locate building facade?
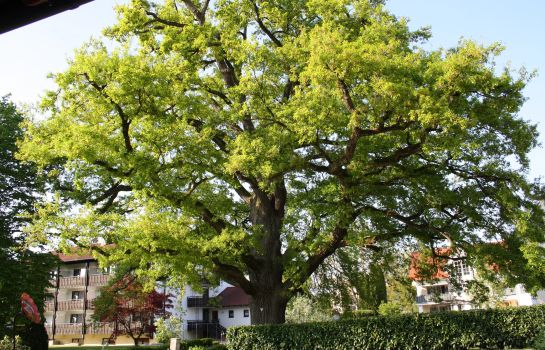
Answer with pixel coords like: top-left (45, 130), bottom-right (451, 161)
top-left (176, 281), bottom-right (252, 341)
top-left (410, 253), bottom-right (545, 313)
top-left (44, 252), bottom-right (141, 345)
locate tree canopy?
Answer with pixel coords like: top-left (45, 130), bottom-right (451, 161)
top-left (19, 0), bottom-right (545, 324)
top-left (0, 96), bottom-right (56, 335)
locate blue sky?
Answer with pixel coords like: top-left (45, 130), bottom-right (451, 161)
top-left (0, 0), bottom-right (543, 178)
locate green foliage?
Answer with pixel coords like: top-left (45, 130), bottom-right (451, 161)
top-left (533, 327), bottom-right (545, 350)
top-left (179, 338), bottom-right (214, 350)
top-left (49, 346), bottom-right (167, 350)
top-left (465, 280), bottom-right (491, 308)
top-left (228, 305), bottom-right (545, 350)
top-left (285, 295), bottom-right (331, 323)
top-left (0, 336), bottom-right (29, 350)
top-left (341, 309), bottom-right (375, 318)
top-left (0, 96), bottom-right (57, 335)
top-left (18, 0), bottom-right (545, 323)
top-left (154, 316), bottom-right (183, 344)
top-left (377, 302), bottom-right (403, 316)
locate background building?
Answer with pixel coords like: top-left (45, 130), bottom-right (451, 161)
top-left (410, 251), bottom-right (545, 313)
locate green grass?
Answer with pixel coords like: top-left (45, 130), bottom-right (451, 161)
top-left (50, 345), bottom-right (168, 350)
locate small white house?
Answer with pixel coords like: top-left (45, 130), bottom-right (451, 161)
top-left (173, 281), bottom-right (251, 340)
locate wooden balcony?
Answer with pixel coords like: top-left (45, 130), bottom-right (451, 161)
top-left (45, 323), bottom-right (115, 337)
top-left (89, 274), bottom-right (110, 286)
top-left (48, 323), bottom-right (83, 335)
top-left (57, 299), bottom-right (85, 311)
top-left (45, 301), bottom-right (54, 312)
top-left (58, 276), bottom-right (85, 288)
top-left (87, 322), bottom-right (115, 335)
top-left (44, 299), bottom-right (96, 312)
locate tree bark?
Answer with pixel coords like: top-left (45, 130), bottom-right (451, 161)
top-left (250, 288), bottom-right (289, 324)
top-left (245, 185), bottom-right (289, 324)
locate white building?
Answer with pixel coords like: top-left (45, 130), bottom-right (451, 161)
top-left (410, 252), bottom-right (545, 313)
top-left (174, 281), bottom-right (252, 341)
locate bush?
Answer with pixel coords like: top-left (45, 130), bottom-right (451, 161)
top-left (534, 328), bottom-right (545, 350)
top-left (227, 304), bottom-right (545, 350)
top-left (377, 302), bottom-right (403, 316)
top-left (0, 336), bottom-right (29, 350)
top-left (179, 338), bottom-right (214, 350)
top-left (341, 309), bottom-right (376, 319)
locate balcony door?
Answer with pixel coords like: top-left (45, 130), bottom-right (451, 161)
top-left (212, 310), bottom-right (218, 323)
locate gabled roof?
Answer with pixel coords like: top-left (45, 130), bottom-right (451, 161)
top-left (217, 287), bottom-right (251, 307)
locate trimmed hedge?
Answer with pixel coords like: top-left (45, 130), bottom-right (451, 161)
top-left (227, 305), bottom-right (545, 350)
top-left (180, 338), bottom-right (215, 350)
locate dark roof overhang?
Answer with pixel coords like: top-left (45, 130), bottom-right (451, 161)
top-left (0, 0), bottom-right (95, 34)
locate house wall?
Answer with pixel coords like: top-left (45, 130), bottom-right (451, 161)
top-left (218, 307), bottom-right (251, 328)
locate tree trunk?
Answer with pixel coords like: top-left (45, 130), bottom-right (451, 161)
top-left (250, 288), bottom-right (289, 325)
top-left (246, 187), bottom-right (289, 324)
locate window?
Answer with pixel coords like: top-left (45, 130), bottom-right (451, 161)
top-left (70, 314), bottom-right (83, 324)
top-left (72, 291), bottom-right (84, 300)
top-left (45, 294), bottom-right (55, 302)
top-left (453, 260), bottom-right (471, 277)
top-left (243, 309), bottom-right (249, 318)
top-left (228, 310), bottom-right (234, 318)
top-left (73, 268), bottom-right (82, 277)
top-left (427, 285), bottom-right (448, 295)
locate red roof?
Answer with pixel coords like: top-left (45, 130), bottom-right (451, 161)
top-left (217, 287), bottom-right (251, 307)
top-left (53, 244), bottom-right (114, 262)
top-left (408, 248), bottom-right (451, 281)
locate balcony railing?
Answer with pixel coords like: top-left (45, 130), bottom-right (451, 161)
top-left (45, 323), bottom-right (116, 337)
top-left (44, 299), bottom-right (96, 312)
top-left (89, 274), bottom-right (110, 286)
top-left (58, 276), bottom-right (86, 288)
top-left (416, 293), bottom-right (454, 304)
top-left (47, 323), bottom-right (83, 336)
top-left (58, 299), bottom-right (85, 311)
top-left (187, 296), bottom-right (216, 308)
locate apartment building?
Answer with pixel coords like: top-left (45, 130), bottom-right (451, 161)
top-left (410, 251), bottom-right (545, 313)
top-left (44, 251), bottom-right (140, 345)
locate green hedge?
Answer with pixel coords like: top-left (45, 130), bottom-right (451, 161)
top-left (227, 305), bottom-right (545, 350)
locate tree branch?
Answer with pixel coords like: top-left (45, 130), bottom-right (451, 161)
top-left (251, 1), bottom-right (283, 47)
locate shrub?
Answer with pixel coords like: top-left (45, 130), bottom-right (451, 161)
top-left (179, 338), bottom-right (215, 350)
top-left (227, 304), bottom-right (545, 350)
top-left (0, 336), bottom-right (29, 350)
top-left (378, 302), bottom-right (403, 316)
top-left (534, 328), bottom-right (545, 350)
top-left (155, 316), bottom-right (183, 344)
top-left (341, 309), bottom-right (376, 319)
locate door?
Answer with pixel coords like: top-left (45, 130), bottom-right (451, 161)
top-left (202, 308), bottom-right (209, 322)
top-left (212, 310), bottom-right (218, 323)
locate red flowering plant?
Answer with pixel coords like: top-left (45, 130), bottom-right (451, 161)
top-left (92, 273), bottom-right (172, 346)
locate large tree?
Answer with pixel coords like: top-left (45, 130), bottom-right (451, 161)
top-left (19, 0), bottom-right (545, 324)
top-left (0, 96), bottom-right (56, 335)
